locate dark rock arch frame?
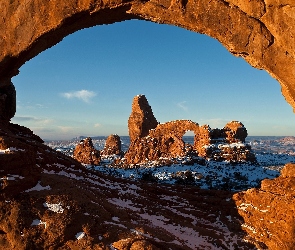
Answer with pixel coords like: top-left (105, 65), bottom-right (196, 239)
top-left (0, 0), bottom-right (294, 121)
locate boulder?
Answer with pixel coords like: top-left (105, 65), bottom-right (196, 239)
top-left (102, 134), bottom-right (123, 156)
top-left (194, 122), bottom-right (255, 163)
top-left (224, 121), bottom-right (247, 143)
top-left (73, 137), bottom-right (101, 165)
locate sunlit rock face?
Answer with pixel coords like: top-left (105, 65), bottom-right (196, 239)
top-left (128, 95), bottom-right (158, 143)
top-left (195, 121), bottom-right (256, 163)
top-left (101, 134), bottom-right (123, 156)
top-left (0, 123), bottom-right (256, 250)
top-left (125, 119), bottom-right (200, 164)
top-left (234, 163), bottom-right (295, 249)
top-left (125, 95), bottom-right (255, 164)
top-left (73, 137), bottom-right (101, 165)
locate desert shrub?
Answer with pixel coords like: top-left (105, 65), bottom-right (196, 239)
top-left (233, 171), bottom-right (249, 182)
top-left (174, 170), bottom-right (195, 185)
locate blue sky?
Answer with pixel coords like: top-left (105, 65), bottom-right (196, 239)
top-left (11, 20), bottom-right (295, 140)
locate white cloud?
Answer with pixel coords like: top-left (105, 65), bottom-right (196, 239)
top-left (177, 101), bottom-right (188, 112)
top-left (61, 90), bottom-right (96, 103)
top-left (57, 126), bottom-right (75, 133)
top-left (94, 123), bottom-right (101, 128)
top-left (12, 116), bottom-right (53, 125)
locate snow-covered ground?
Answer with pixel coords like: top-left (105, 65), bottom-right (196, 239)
top-left (45, 136), bottom-right (295, 191)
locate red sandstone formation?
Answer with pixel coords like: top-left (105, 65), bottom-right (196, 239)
top-left (234, 163), bottom-right (295, 249)
top-left (125, 96), bottom-right (255, 164)
top-left (1, 1), bottom-right (295, 247)
top-left (128, 95), bottom-right (158, 143)
top-left (101, 134), bottom-right (123, 156)
top-left (195, 121), bottom-right (255, 162)
top-left (224, 121), bottom-right (247, 143)
top-left (0, 123), bottom-right (82, 198)
top-left (73, 137), bottom-right (101, 165)
top-left (124, 120), bottom-right (200, 164)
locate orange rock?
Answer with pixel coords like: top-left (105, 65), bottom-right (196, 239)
top-left (73, 137), bottom-right (101, 165)
top-left (128, 95), bottom-right (158, 143)
top-left (125, 96), bottom-right (255, 165)
top-left (0, 122), bottom-right (256, 249)
top-left (1, 0), bottom-right (295, 113)
top-left (234, 163), bottom-right (295, 249)
top-left (102, 134), bottom-right (123, 156)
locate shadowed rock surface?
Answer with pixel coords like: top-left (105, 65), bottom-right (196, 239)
top-left (0, 122), bottom-right (256, 249)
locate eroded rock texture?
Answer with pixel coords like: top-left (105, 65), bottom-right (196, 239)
top-left (128, 95), bottom-right (158, 143)
top-left (195, 121), bottom-right (256, 162)
top-left (234, 163), bottom-right (295, 249)
top-left (125, 119), bottom-right (200, 164)
top-left (101, 134), bottom-right (123, 156)
top-left (73, 137), bottom-right (101, 165)
top-left (1, 0), bottom-right (295, 112)
top-left (125, 96), bottom-right (255, 164)
top-left (0, 122), bottom-right (81, 197)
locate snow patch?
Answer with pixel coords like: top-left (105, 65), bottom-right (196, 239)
top-left (0, 147), bottom-right (25, 154)
top-left (76, 232), bottom-right (85, 240)
top-left (43, 202), bottom-right (64, 213)
top-left (25, 181), bottom-right (51, 192)
top-left (31, 219), bottom-right (47, 228)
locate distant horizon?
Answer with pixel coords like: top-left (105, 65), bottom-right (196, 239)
top-left (41, 133), bottom-right (294, 141)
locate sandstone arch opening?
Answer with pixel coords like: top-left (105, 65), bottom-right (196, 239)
top-left (1, 0), bottom-right (295, 125)
top-left (10, 20), bottom-right (295, 140)
top-left (1, 3), bottom-right (295, 249)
